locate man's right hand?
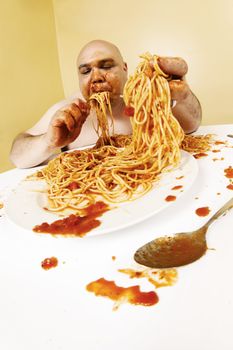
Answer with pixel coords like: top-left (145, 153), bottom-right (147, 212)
top-left (45, 98), bottom-right (90, 149)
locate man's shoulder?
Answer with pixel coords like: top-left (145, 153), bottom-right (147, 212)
top-left (67, 91), bottom-right (84, 102)
top-left (42, 91), bottom-right (85, 118)
top-left (26, 92), bottom-right (84, 135)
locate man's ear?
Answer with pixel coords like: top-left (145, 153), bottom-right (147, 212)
top-left (123, 62), bottom-right (128, 72)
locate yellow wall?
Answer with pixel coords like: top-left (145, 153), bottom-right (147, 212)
top-left (0, 0), bottom-right (64, 173)
top-left (53, 0), bottom-right (233, 125)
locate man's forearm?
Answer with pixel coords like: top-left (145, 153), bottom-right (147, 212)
top-left (10, 133), bottom-right (59, 168)
top-left (172, 92), bottom-right (202, 134)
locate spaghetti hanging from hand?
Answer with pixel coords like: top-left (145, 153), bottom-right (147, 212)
top-left (31, 53), bottom-right (184, 213)
top-left (89, 91), bottom-right (114, 147)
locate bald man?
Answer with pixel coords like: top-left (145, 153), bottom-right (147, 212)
top-left (10, 40), bottom-right (202, 168)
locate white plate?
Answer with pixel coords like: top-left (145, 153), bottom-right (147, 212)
top-left (5, 150), bottom-right (198, 236)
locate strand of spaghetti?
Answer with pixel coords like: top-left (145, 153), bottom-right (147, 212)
top-left (89, 92), bottom-right (114, 146)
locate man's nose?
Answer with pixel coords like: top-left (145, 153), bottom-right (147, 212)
top-left (91, 68), bottom-right (105, 83)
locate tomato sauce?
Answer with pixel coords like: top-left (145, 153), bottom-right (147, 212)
top-left (41, 257), bottom-right (58, 270)
top-left (86, 278), bottom-right (158, 308)
top-left (33, 201), bottom-right (109, 237)
top-left (224, 166), bottom-right (233, 179)
top-left (124, 106), bottom-right (135, 117)
top-left (171, 185), bottom-right (183, 190)
top-left (118, 268), bottom-right (178, 288)
top-left (215, 141), bottom-right (225, 145)
top-left (227, 184), bottom-right (233, 190)
top-left (195, 207), bottom-right (210, 217)
top-left (193, 152), bottom-right (208, 159)
top-left (66, 181), bottom-right (80, 190)
top-left (165, 195), bottom-right (176, 202)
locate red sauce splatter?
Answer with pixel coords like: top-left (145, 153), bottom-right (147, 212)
top-left (171, 185), bottom-right (183, 190)
top-left (224, 166), bottom-right (233, 179)
top-left (212, 149), bottom-right (220, 153)
top-left (165, 195), bottom-right (176, 202)
top-left (193, 153), bottom-right (208, 159)
top-left (66, 181), bottom-right (79, 190)
top-left (124, 106), bottom-right (134, 117)
top-left (213, 157), bottom-right (225, 162)
top-left (33, 201), bottom-right (109, 237)
top-left (118, 268), bottom-right (178, 288)
top-left (41, 257), bottom-right (58, 270)
top-left (227, 184), bottom-right (233, 190)
top-left (86, 278), bottom-right (158, 307)
top-left (215, 141), bottom-right (225, 145)
top-left (195, 207), bottom-right (210, 217)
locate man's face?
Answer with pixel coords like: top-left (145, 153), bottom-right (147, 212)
top-left (77, 43), bottom-right (128, 103)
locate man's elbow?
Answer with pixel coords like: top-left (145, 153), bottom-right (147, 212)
top-left (184, 113), bottom-right (202, 134)
top-left (9, 151), bottom-right (27, 169)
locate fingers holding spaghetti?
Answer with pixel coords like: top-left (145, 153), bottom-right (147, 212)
top-left (52, 111), bottom-right (76, 131)
top-left (46, 101), bottom-right (90, 148)
top-left (169, 80), bottom-right (190, 101)
top-left (157, 57), bottom-right (188, 78)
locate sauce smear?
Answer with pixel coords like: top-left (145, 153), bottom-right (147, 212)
top-left (227, 184), bottom-right (233, 190)
top-left (86, 278), bottom-right (158, 309)
top-left (41, 257), bottom-right (58, 270)
top-left (193, 152), bottom-right (208, 159)
top-left (119, 268), bottom-right (178, 288)
top-left (224, 166), bottom-right (233, 179)
top-left (171, 185), bottom-right (183, 190)
top-left (195, 207), bottom-right (210, 217)
top-left (215, 141), bottom-right (225, 145)
top-left (165, 195), bottom-right (176, 202)
top-left (33, 201), bottom-right (109, 236)
top-left (124, 106), bottom-right (135, 117)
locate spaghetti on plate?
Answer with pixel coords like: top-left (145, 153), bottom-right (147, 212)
top-left (31, 53), bottom-right (185, 213)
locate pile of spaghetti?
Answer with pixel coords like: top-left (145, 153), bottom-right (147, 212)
top-left (33, 53), bottom-right (185, 213)
top-left (181, 134), bottom-right (213, 153)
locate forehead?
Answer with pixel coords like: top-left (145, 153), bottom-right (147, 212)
top-left (77, 44), bottom-right (122, 66)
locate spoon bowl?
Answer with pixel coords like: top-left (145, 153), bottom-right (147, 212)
top-left (134, 197), bottom-right (233, 268)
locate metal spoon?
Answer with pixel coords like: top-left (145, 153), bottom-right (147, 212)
top-left (134, 197), bottom-right (233, 268)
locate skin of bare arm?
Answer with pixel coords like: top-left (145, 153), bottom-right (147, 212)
top-left (10, 99), bottom-right (90, 168)
top-left (157, 56), bottom-right (202, 133)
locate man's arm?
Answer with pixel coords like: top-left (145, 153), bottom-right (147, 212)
top-left (10, 132), bottom-right (60, 168)
top-left (157, 57), bottom-right (202, 133)
top-left (10, 99), bottom-right (90, 168)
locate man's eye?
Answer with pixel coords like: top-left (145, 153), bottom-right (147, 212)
top-left (102, 65), bottom-right (114, 70)
top-left (80, 68), bottom-right (91, 75)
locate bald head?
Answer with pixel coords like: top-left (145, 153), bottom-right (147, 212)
top-left (77, 40), bottom-right (128, 102)
top-left (77, 40), bottom-right (125, 67)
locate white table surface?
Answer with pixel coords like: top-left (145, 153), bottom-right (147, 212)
top-left (0, 124), bottom-right (233, 350)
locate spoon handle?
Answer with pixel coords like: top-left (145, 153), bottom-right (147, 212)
top-left (204, 197), bottom-right (233, 228)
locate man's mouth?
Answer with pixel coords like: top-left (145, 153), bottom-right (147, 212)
top-left (90, 82), bottom-right (112, 94)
